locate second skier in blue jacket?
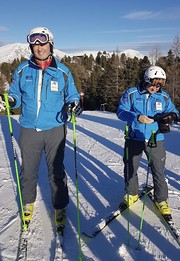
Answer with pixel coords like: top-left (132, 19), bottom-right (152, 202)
top-left (117, 65), bottom-right (179, 215)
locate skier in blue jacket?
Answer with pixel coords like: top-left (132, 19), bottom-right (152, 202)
top-left (0, 27), bottom-right (82, 232)
top-left (117, 65), bottom-right (179, 215)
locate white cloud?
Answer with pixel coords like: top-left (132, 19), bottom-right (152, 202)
top-left (0, 26), bottom-right (8, 32)
top-left (122, 11), bottom-right (160, 20)
top-left (122, 8), bottom-right (180, 21)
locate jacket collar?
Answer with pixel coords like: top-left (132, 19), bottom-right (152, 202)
top-left (29, 55), bottom-right (59, 76)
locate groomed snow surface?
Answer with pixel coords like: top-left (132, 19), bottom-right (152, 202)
top-left (0, 111), bottom-right (179, 261)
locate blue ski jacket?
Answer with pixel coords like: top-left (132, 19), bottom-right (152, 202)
top-left (9, 55), bottom-right (80, 130)
top-left (116, 84), bottom-right (179, 142)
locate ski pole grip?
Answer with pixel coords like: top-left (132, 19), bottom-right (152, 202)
top-left (4, 93), bottom-right (13, 134)
top-left (3, 93), bottom-right (10, 109)
top-left (148, 130), bottom-right (157, 148)
top-left (125, 125), bottom-right (129, 140)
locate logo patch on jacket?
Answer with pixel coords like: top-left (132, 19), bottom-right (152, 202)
top-left (25, 76), bottom-right (33, 81)
top-left (51, 81), bottom-right (58, 91)
top-left (156, 102), bottom-right (162, 110)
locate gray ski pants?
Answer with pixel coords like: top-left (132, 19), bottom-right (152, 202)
top-left (19, 125), bottom-right (69, 209)
top-left (123, 139), bottom-right (168, 202)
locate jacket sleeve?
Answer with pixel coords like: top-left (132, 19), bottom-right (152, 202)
top-left (166, 95), bottom-right (179, 114)
top-left (65, 71), bottom-right (80, 105)
top-left (8, 68), bottom-right (22, 109)
top-left (162, 93), bottom-right (179, 118)
top-left (116, 90), bottom-right (139, 122)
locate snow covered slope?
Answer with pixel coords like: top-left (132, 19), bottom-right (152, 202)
top-left (0, 111), bottom-right (179, 260)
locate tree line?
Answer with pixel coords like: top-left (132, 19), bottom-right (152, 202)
top-left (0, 41), bottom-right (180, 115)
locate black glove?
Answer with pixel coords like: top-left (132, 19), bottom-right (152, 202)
top-left (68, 100), bottom-right (82, 116)
top-left (154, 112), bottom-right (177, 124)
top-left (158, 123), bottom-right (170, 133)
top-left (154, 112), bottom-right (178, 133)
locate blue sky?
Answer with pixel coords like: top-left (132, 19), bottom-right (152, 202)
top-left (0, 0), bottom-right (180, 55)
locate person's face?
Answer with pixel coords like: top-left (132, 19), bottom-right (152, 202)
top-left (146, 84), bottom-right (161, 94)
top-left (32, 42), bottom-right (51, 60)
top-left (146, 78), bottom-right (165, 94)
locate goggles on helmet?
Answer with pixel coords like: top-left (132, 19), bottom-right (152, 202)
top-left (27, 33), bottom-right (49, 44)
top-left (152, 78), bottom-right (166, 87)
top-left (145, 78), bottom-right (166, 88)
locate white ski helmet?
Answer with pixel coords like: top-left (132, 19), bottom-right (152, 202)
top-left (27, 27), bottom-right (54, 45)
top-left (144, 66), bottom-right (166, 84)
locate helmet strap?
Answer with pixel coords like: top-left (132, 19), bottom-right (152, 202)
top-left (50, 44), bottom-right (53, 54)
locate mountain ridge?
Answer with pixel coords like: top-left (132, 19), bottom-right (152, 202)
top-left (0, 43), bottom-right (145, 63)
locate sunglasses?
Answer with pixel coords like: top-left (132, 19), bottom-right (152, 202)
top-left (27, 33), bottom-right (49, 44)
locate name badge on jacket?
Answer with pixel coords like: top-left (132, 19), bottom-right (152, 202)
top-left (156, 102), bottom-right (162, 111)
top-left (51, 81), bottom-right (58, 91)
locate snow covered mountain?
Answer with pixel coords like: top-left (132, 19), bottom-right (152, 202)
top-left (0, 43), bottom-right (66, 63)
top-left (0, 43), bottom-right (145, 63)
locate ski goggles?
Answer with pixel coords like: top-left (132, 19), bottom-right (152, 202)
top-left (145, 78), bottom-right (166, 88)
top-left (27, 33), bottom-right (49, 44)
top-left (152, 78), bottom-right (166, 87)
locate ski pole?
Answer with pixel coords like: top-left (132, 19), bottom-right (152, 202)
top-left (4, 93), bottom-right (28, 231)
top-left (136, 130), bottom-right (156, 250)
top-left (124, 125), bottom-right (131, 247)
top-left (71, 111), bottom-right (83, 261)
